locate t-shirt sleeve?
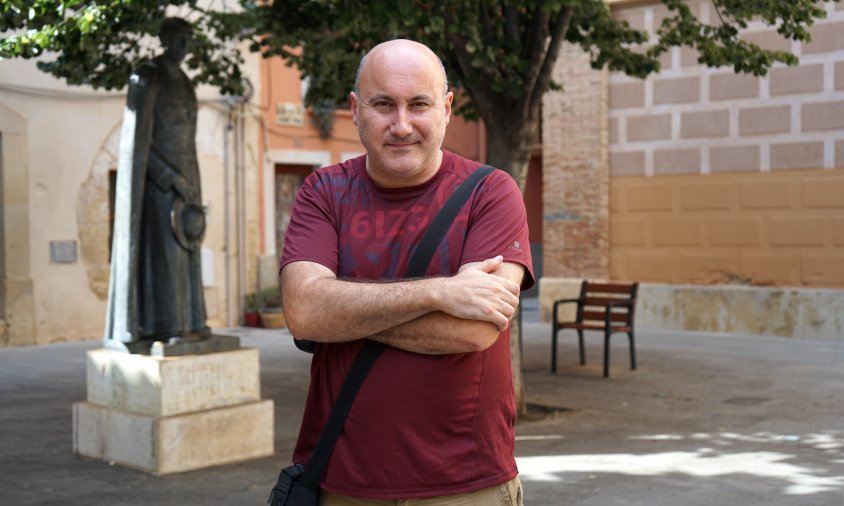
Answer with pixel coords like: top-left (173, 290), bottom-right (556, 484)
top-left (461, 170), bottom-right (535, 290)
top-left (279, 172), bottom-right (340, 275)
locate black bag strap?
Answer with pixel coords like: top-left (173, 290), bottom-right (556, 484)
top-left (404, 164), bottom-right (494, 277)
top-left (292, 164), bottom-right (495, 491)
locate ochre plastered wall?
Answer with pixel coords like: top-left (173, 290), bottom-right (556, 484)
top-left (610, 169), bottom-right (844, 288)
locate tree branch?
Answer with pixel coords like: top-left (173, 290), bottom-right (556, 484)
top-left (504, 3), bottom-right (519, 48)
top-left (528, 5), bottom-right (573, 120)
top-left (442, 10), bottom-right (501, 108)
top-left (479, 2), bottom-right (496, 42)
top-left (520, 3), bottom-right (552, 103)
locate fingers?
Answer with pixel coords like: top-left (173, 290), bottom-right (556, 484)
top-left (487, 294), bottom-right (520, 331)
top-left (490, 305), bottom-right (513, 332)
top-left (437, 268), bottom-right (520, 329)
top-left (464, 257), bottom-right (520, 297)
top-left (491, 312), bottom-right (509, 332)
top-left (475, 255), bottom-right (504, 274)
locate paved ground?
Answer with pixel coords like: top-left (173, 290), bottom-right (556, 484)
top-left (2, 299), bottom-right (844, 505)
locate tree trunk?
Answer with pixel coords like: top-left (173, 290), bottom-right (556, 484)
top-left (469, 3), bottom-right (573, 418)
top-left (483, 112), bottom-right (539, 417)
top-left (485, 112), bottom-right (537, 192)
top-left (509, 305), bottom-right (526, 416)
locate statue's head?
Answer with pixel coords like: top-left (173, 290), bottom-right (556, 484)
top-left (159, 17), bottom-right (193, 64)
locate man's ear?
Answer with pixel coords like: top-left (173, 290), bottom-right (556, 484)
top-left (443, 91), bottom-right (454, 126)
top-left (350, 91), bottom-right (358, 126)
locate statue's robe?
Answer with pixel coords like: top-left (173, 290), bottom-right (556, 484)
top-left (104, 56), bottom-right (208, 350)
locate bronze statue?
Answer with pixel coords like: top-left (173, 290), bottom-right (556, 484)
top-left (104, 18), bottom-right (213, 354)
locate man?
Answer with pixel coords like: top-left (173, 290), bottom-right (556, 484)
top-left (280, 39), bottom-right (534, 505)
top-left (105, 17), bottom-right (209, 349)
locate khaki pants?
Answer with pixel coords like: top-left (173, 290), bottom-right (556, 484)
top-left (320, 476), bottom-right (523, 506)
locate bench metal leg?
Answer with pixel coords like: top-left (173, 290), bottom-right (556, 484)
top-left (577, 329), bottom-right (586, 365)
top-left (603, 329), bottom-right (611, 378)
top-left (628, 331), bottom-right (637, 370)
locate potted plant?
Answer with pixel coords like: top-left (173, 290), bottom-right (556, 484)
top-left (259, 284), bottom-right (286, 328)
top-left (243, 292), bottom-right (261, 327)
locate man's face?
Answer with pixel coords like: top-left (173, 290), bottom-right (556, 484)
top-left (350, 42), bottom-right (453, 188)
top-left (162, 30), bottom-right (192, 64)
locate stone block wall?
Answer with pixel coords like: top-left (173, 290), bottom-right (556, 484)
top-left (610, 2), bottom-right (844, 178)
top-left (605, 0), bottom-right (844, 289)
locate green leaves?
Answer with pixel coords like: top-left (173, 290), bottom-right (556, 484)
top-left (649, 0), bottom-right (823, 76)
top-left (1, 0), bottom-right (247, 95)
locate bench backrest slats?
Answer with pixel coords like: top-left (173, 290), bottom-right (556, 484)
top-left (584, 282), bottom-right (636, 294)
top-left (582, 296), bottom-right (629, 307)
top-left (581, 310), bottom-right (631, 323)
top-left (573, 281), bottom-right (639, 325)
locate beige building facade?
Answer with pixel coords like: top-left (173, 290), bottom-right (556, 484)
top-left (542, 0), bottom-right (844, 338)
top-left (0, 51), bottom-right (263, 346)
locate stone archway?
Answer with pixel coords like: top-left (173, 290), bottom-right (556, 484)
top-left (77, 121), bottom-right (122, 300)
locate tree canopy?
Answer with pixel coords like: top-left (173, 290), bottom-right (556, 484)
top-left (2, 0), bottom-right (839, 181)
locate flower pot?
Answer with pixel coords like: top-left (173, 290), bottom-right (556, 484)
top-left (260, 309), bottom-right (287, 328)
top-left (243, 311), bottom-right (261, 327)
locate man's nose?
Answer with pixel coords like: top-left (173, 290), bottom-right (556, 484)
top-left (390, 107), bottom-right (413, 137)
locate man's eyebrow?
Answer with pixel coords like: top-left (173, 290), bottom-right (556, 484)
top-left (408, 94), bottom-right (435, 102)
top-left (364, 93), bottom-right (395, 103)
top-left (364, 93), bottom-right (435, 103)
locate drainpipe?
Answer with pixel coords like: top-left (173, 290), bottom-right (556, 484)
top-left (236, 102), bottom-right (247, 325)
top-left (223, 106), bottom-right (232, 326)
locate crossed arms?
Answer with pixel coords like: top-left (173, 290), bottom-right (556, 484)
top-left (280, 256), bottom-right (525, 354)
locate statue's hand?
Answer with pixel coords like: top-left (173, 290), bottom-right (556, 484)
top-left (173, 175), bottom-right (197, 202)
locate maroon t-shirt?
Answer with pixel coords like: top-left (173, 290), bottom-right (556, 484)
top-left (280, 150), bottom-right (534, 499)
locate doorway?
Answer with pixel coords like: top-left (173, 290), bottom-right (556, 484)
top-left (274, 163), bottom-right (315, 258)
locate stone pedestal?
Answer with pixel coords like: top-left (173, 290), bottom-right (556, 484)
top-left (73, 348), bottom-right (274, 474)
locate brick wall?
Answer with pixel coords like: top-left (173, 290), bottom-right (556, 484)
top-left (542, 42), bottom-right (609, 279)
top-left (606, 0), bottom-right (844, 289)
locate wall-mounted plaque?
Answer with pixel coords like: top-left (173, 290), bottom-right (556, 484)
top-left (50, 240), bottom-right (78, 264)
top-left (276, 102), bottom-right (305, 126)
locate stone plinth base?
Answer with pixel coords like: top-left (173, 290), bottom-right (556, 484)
top-left (73, 399), bottom-right (274, 474)
top-left (73, 348), bottom-right (274, 474)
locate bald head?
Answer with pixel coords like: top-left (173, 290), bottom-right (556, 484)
top-left (354, 39), bottom-right (449, 97)
top-left (348, 38), bottom-right (454, 188)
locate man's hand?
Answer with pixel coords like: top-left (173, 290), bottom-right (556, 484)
top-left (435, 256), bottom-right (520, 331)
top-left (371, 257), bottom-right (525, 354)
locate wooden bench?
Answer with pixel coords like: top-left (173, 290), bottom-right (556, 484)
top-left (551, 281), bottom-right (638, 378)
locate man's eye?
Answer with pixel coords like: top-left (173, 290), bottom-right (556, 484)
top-left (373, 101), bottom-right (392, 109)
